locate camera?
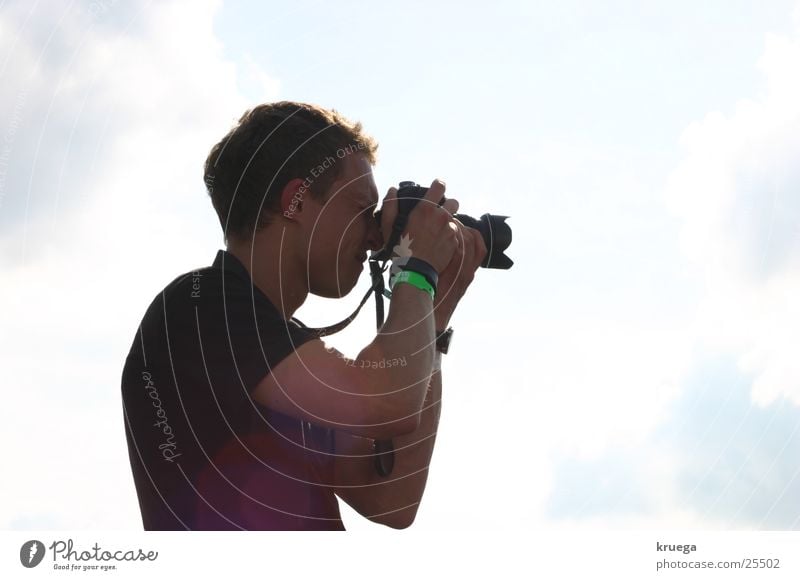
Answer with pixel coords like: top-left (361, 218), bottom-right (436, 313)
top-left (373, 181), bottom-right (513, 269)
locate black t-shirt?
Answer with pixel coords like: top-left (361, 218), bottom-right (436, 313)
top-left (120, 249), bottom-right (345, 530)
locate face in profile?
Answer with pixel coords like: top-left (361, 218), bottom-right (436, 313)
top-left (304, 152), bottom-right (382, 298)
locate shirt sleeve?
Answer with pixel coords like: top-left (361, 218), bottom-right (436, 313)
top-left (161, 271), bottom-right (318, 422)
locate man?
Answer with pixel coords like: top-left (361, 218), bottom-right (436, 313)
top-left (120, 101), bottom-right (486, 530)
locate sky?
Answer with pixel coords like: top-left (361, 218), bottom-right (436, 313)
top-left (1, 0), bottom-right (799, 533)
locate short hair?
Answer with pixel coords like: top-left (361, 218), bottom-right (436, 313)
top-left (203, 101), bottom-right (378, 244)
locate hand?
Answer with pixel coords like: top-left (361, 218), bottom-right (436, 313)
top-left (378, 180), bottom-right (458, 275)
top-left (433, 213), bottom-right (487, 331)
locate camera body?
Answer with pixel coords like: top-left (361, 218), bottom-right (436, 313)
top-left (374, 181), bottom-right (513, 270)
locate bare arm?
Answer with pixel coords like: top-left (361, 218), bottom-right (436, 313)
top-left (354, 280), bottom-right (436, 429)
top-left (331, 210), bottom-right (487, 527)
top-left (252, 183), bottom-right (456, 440)
top-left (333, 353), bottom-right (442, 529)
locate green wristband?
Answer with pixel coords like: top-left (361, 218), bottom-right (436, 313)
top-left (389, 270), bottom-right (435, 299)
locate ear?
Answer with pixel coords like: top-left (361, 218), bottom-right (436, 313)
top-left (279, 178), bottom-right (306, 220)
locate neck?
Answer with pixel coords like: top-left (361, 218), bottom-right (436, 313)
top-left (227, 228), bottom-right (308, 321)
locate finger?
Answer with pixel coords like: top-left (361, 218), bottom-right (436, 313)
top-left (472, 229), bottom-right (487, 267)
top-left (448, 220), bottom-right (460, 242)
top-left (422, 179), bottom-right (446, 208)
top-left (458, 227), bottom-right (472, 263)
top-left (441, 198), bottom-right (459, 215)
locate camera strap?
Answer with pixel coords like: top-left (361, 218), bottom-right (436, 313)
top-left (289, 255), bottom-right (391, 338)
top-left (290, 196), bottom-right (416, 337)
top-left (289, 255), bottom-right (396, 477)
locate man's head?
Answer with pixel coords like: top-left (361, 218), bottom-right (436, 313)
top-left (203, 101), bottom-right (383, 298)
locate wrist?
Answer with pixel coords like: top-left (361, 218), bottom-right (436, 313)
top-left (399, 257), bottom-right (439, 293)
top-left (389, 270), bottom-right (435, 299)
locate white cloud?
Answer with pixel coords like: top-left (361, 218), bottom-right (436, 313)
top-left (0, 0), bottom-right (280, 528)
top-left (514, 4), bottom-right (800, 531)
top-left (665, 14), bottom-right (800, 408)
